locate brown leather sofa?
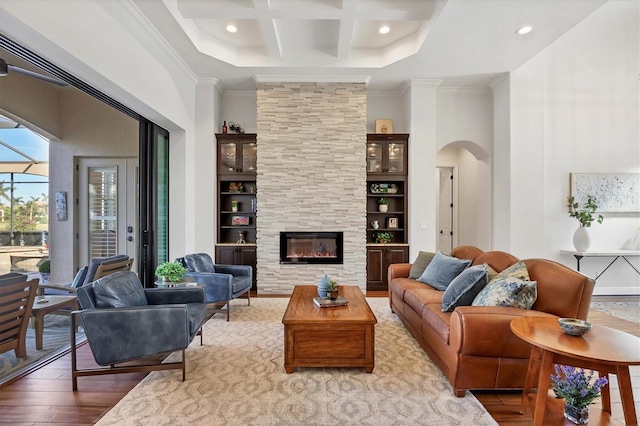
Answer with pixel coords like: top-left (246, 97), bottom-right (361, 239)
top-left (388, 245), bottom-right (595, 397)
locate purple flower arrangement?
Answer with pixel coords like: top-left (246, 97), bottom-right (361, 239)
top-left (551, 365), bottom-right (609, 408)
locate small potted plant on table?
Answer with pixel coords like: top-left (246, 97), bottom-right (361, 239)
top-left (327, 279), bottom-right (339, 300)
top-left (155, 261), bottom-right (187, 284)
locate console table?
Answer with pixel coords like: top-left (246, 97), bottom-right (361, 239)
top-left (561, 250), bottom-right (640, 280)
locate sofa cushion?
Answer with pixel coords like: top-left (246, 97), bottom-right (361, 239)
top-left (490, 260), bottom-right (529, 283)
top-left (417, 251), bottom-right (471, 290)
top-left (390, 278), bottom-right (429, 303)
top-left (93, 271), bottom-right (149, 309)
top-left (441, 264), bottom-right (489, 312)
top-left (404, 287), bottom-right (445, 315)
top-left (408, 251), bottom-right (436, 279)
top-left (472, 277), bottom-right (537, 309)
top-left (422, 304), bottom-right (451, 344)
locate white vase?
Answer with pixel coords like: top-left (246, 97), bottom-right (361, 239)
top-left (573, 226), bottom-right (591, 252)
top-left (379, 204), bottom-right (388, 212)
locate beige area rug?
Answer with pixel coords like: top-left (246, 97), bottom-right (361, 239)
top-left (97, 298), bottom-right (497, 426)
top-left (590, 301), bottom-right (640, 324)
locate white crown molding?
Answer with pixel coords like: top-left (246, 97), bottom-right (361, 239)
top-left (254, 75), bottom-right (371, 85)
top-left (399, 79), bottom-right (442, 95)
top-left (488, 73), bottom-right (509, 89)
top-left (125, 0), bottom-right (198, 84)
top-left (438, 86), bottom-right (491, 93)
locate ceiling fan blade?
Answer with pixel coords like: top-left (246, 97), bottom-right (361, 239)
top-left (6, 63), bottom-right (68, 86)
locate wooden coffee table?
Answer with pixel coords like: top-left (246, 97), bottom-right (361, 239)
top-left (282, 285), bottom-right (377, 373)
top-left (511, 316), bottom-right (640, 426)
top-left (31, 295), bottom-right (78, 350)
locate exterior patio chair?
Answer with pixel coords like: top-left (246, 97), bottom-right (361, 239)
top-left (180, 253), bottom-right (251, 321)
top-left (72, 270), bottom-right (206, 390)
top-left (0, 273), bottom-right (38, 357)
top-left (38, 254), bottom-right (133, 296)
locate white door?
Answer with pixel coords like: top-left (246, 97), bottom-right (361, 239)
top-left (437, 167), bottom-right (454, 253)
top-left (78, 158), bottom-right (138, 269)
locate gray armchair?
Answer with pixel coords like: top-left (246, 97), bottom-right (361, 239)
top-left (71, 271), bottom-right (207, 391)
top-left (180, 253), bottom-right (252, 321)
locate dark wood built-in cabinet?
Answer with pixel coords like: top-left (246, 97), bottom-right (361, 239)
top-left (366, 133), bottom-right (410, 291)
top-left (216, 133), bottom-right (258, 292)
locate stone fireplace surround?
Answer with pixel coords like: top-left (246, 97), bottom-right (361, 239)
top-left (256, 82), bottom-right (367, 294)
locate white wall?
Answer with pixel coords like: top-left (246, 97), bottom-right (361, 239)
top-left (436, 88), bottom-right (494, 249)
top-left (508, 0), bottom-right (640, 294)
top-left (222, 92), bottom-right (258, 134)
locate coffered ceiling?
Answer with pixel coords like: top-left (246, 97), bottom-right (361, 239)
top-left (0, 0), bottom-right (608, 92)
top-left (131, 0), bottom-right (606, 91)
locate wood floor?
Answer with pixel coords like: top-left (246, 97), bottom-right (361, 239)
top-left (0, 295), bottom-right (638, 425)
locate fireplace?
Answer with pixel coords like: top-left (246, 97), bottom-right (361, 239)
top-left (280, 232), bottom-right (343, 264)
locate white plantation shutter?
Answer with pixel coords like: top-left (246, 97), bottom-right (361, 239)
top-left (88, 167), bottom-right (117, 258)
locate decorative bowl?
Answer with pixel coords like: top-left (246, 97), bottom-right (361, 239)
top-left (558, 318), bottom-right (592, 336)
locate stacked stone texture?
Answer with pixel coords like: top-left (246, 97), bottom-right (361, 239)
top-left (256, 82), bottom-right (367, 294)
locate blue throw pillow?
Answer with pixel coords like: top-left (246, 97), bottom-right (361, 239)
top-left (417, 251), bottom-right (472, 291)
top-left (441, 264), bottom-right (489, 312)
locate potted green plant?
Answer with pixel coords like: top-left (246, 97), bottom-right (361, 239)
top-left (38, 259), bottom-right (51, 284)
top-left (155, 261), bottom-right (187, 283)
top-left (567, 195), bottom-right (603, 251)
top-left (374, 231), bottom-right (393, 244)
top-left (327, 279), bottom-right (339, 300)
top-left (551, 365), bottom-right (608, 424)
top-left (378, 197), bottom-right (389, 212)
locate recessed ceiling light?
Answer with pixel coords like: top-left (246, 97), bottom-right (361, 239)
top-left (379, 25), bottom-right (390, 35)
top-left (516, 25), bottom-right (533, 35)
top-left (226, 24), bottom-right (237, 33)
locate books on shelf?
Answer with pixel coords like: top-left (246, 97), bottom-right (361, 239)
top-left (313, 296), bottom-right (348, 308)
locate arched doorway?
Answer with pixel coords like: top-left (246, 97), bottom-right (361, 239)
top-left (436, 140), bottom-right (491, 251)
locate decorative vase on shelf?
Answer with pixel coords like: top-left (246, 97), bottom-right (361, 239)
top-left (317, 275), bottom-right (330, 297)
top-left (573, 226), bottom-right (591, 252)
top-left (564, 403), bottom-right (589, 425)
top-left (379, 204), bottom-right (388, 213)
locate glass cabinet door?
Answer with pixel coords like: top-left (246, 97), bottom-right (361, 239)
top-left (387, 142), bottom-right (404, 173)
top-left (242, 142), bottom-right (257, 172)
top-left (220, 143), bottom-right (237, 172)
top-left (367, 143), bottom-right (383, 173)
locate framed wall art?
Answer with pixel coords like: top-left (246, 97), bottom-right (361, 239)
top-left (375, 119), bottom-right (393, 134)
top-left (570, 173), bottom-right (640, 215)
top-left (387, 217), bottom-right (398, 229)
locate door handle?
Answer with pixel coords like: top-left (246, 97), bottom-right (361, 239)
top-left (127, 236), bottom-right (133, 242)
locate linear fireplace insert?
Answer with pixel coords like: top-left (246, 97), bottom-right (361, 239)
top-left (280, 232), bottom-right (343, 264)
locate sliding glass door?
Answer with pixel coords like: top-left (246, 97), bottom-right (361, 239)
top-left (138, 122), bottom-right (169, 286)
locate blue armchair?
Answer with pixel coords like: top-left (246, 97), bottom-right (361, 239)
top-left (180, 253), bottom-right (251, 321)
top-left (72, 271), bottom-right (207, 391)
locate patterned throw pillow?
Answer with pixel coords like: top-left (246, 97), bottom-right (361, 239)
top-left (441, 264), bottom-right (489, 312)
top-left (490, 260), bottom-right (529, 283)
top-left (471, 277), bottom-right (537, 309)
top-left (417, 251), bottom-right (472, 291)
top-left (409, 251), bottom-right (436, 279)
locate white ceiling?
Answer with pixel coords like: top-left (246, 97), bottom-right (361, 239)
top-left (130, 0), bottom-right (607, 91)
top-left (0, 0), bottom-right (608, 93)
